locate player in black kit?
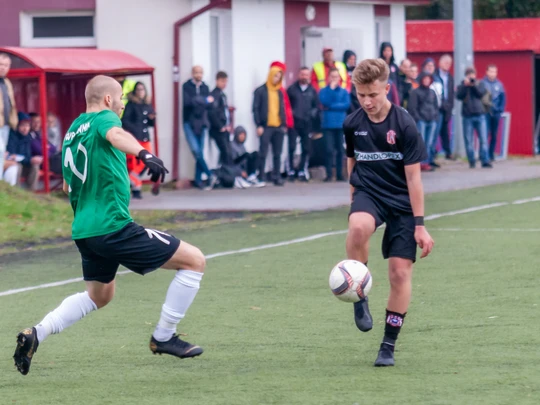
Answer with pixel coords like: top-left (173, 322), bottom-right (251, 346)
top-left (343, 59), bottom-right (434, 367)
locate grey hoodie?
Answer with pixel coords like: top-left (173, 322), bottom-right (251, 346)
top-left (231, 126), bottom-right (248, 170)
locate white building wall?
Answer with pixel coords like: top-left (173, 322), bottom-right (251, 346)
top-left (329, 2), bottom-right (376, 61)
top-left (231, 0), bottom-right (285, 154)
top-left (389, 4), bottom-right (406, 64)
top-left (95, 0), bottom-right (192, 179)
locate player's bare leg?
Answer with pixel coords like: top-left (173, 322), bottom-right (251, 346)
top-left (374, 257), bottom-right (413, 367)
top-left (346, 212), bottom-right (376, 332)
top-left (14, 280), bottom-right (112, 375)
top-left (149, 241), bottom-right (206, 359)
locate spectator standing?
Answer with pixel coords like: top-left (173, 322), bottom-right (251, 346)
top-left (343, 50), bottom-right (357, 80)
top-left (0, 53), bottom-right (18, 183)
top-left (286, 67), bottom-right (319, 182)
top-left (379, 42), bottom-right (399, 92)
top-left (481, 64), bottom-right (506, 162)
top-left (433, 54), bottom-right (455, 161)
top-left (209, 71), bottom-right (232, 165)
top-left (7, 112), bottom-right (42, 189)
top-left (456, 67), bottom-right (492, 169)
top-left (311, 48), bottom-right (351, 93)
top-left (252, 65), bottom-right (287, 186)
top-left (319, 68), bottom-right (350, 182)
top-left (408, 72), bottom-right (439, 172)
top-left (183, 66), bottom-right (217, 190)
top-left (270, 61), bottom-right (295, 132)
top-left (122, 82), bottom-right (156, 199)
top-left (409, 63), bottom-right (420, 89)
top-left (398, 59), bottom-right (412, 109)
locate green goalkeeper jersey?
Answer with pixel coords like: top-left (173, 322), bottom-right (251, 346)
top-left (62, 110), bottom-right (133, 239)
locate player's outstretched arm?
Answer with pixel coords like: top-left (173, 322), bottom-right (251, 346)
top-left (106, 127), bottom-right (169, 183)
top-left (105, 126), bottom-right (146, 157)
top-left (404, 163), bottom-right (434, 258)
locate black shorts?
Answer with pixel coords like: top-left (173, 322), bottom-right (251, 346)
top-left (350, 190), bottom-right (417, 262)
top-left (75, 222), bottom-right (181, 284)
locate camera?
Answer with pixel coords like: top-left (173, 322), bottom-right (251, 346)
top-left (470, 78), bottom-right (476, 84)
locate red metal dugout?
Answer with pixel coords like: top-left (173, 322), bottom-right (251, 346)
top-left (1, 46), bottom-right (156, 192)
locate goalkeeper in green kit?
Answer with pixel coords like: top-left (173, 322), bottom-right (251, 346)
top-left (14, 76), bottom-right (207, 376)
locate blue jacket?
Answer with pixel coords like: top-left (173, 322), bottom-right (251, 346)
top-left (481, 77), bottom-right (506, 115)
top-left (6, 129), bottom-right (32, 166)
top-left (319, 86), bottom-right (350, 129)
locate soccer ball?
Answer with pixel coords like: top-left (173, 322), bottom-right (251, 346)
top-left (329, 260), bottom-right (372, 303)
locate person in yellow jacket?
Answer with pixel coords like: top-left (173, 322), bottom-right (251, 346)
top-left (116, 76), bottom-right (137, 117)
top-left (311, 47), bottom-right (351, 93)
top-left (252, 65), bottom-right (287, 186)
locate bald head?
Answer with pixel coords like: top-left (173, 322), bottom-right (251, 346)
top-left (85, 75), bottom-right (124, 116)
top-left (192, 65), bottom-right (203, 82)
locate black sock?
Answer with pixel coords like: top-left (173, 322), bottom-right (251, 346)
top-left (384, 309), bottom-right (406, 346)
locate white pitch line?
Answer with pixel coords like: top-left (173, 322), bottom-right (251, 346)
top-left (1, 195), bottom-right (540, 298)
top-left (512, 196), bottom-right (540, 205)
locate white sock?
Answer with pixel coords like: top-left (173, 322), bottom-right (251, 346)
top-left (153, 270), bottom-right (203, 342)
top-left (35, 292), bottom-right (97, 343)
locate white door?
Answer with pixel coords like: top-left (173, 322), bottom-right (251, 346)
top-left (375, 16), bottom-right (391, 55)
top-left (302, 27), bottom-right (364, 69)
top-left (206, 8), bottom-right (234, 170)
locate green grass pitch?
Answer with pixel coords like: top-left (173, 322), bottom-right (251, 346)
top-left (1, 180), bottom-right (540, 404)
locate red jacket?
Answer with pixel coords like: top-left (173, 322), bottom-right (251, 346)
top-left (280, 87), bottom-right (294, 128)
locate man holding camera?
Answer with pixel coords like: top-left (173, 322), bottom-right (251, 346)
top-left (456, 67), bottom-right (492, 169)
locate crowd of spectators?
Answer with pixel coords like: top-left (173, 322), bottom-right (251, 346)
top-left (0, 42), bottom-right (508, 193)
top-left (180, 43), bottom-right (507, 192)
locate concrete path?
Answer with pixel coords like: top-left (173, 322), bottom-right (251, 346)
top-left (130, 158), bottom-right (540, 212)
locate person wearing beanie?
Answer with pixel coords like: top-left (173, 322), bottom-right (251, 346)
top-left (6, 112), bottom-right (42, 189)
top-left (252, 65), bottom-right (287, 186)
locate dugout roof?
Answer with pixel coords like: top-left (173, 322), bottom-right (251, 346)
top-left (0, 46), bottom-right (154, 75)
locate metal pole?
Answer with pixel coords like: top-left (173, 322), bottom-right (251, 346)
top-left (453, 0), bottom-right (473, 157)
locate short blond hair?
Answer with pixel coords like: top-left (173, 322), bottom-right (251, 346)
top-left (352, 58), bottom-right (389, 86)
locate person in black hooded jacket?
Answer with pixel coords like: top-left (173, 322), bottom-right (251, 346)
top-left (408, 72), bottom-right (439, 171)
top-left (122, 81), bottom-right (156, 198)
top-left (379, 42), bottom-right (399, 90)
top-left (209, 71), bottom-right (232, 165)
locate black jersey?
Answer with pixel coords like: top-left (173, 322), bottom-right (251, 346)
top-left (344, 104), bottom-right (426, 213)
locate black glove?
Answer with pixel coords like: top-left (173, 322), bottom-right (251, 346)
top-left (138, 150), bottom-right (169, 183)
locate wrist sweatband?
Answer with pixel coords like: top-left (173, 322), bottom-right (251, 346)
top-left (414, 216), bottom-right (424, 226)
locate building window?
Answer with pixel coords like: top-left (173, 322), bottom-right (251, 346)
top-left (20, 11), bottom-right (96, 47)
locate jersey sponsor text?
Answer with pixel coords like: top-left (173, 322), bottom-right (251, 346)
top-left (354, 150), bottom-right (403, 162)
